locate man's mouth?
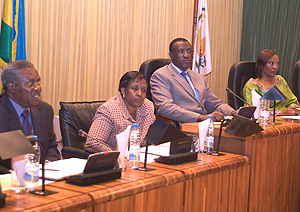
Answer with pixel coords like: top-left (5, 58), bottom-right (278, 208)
top-left (33, 93), bottom-right (41, 99)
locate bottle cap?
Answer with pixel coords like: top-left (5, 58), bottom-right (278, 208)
top-left (207, 115), bottom-right (213, 119)
top-left (132, 123), bottom-right (139, 128)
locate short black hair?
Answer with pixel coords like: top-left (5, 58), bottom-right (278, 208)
top-left (118, 71), bottom-right (146, 93)
top-left (1, 60), bottom-right (35, 91)
top-left (169, 38), bottom-right (190, 53)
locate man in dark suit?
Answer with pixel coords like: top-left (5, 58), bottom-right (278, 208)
top-left (150, 38), bottom-right (236, 123)
top-left (0, 60), bottom-right (60, 171)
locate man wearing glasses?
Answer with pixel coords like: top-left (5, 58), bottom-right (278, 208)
top-left (0, 60), bottom-right (60, 169)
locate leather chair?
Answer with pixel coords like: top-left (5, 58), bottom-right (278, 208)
top-left (139, 58), bottom-right (181, 129)
top-left (292, 60), bottom-right (300, 102)
top-left (227, 61), bottom-right (257, 109)
top-left (139, 58), bottom-right (171, 102)
top-left (59, 101), bottom-right (105, 159)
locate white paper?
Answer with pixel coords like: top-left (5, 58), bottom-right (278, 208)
top-left (140, 142), bottom-right (170, 163)
top-left (280, 116), bottom-right (300, 120)
top-left (198, 119), bottom-right (210, 151)
top-left (11, 155), bottom-right (26, 187)
top-left (116, 125), bottom-right (131, 167)
top-left (252, 89), bottom-right (261, 119)
top-left (39, 158), bottom-right (87, 181)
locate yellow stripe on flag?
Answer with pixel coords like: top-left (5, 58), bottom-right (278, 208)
top-left (2, 0), bottom-right (12, 27)
top-left (12, 0), bottom-right (20, 61)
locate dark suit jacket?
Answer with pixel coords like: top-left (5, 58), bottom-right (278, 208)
top-left (0, 93), bottom-right (60, 162)
top-left (150, 64), bottom-right (234, 123)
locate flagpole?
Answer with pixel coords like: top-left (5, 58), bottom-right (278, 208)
top-left (191, 0), bottom-right (199, 56)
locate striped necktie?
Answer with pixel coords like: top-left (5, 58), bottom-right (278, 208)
top-left (21, 110), bottom-right (33, 136)
top-left (180, 72), bottom-right (200, 101)
top-left (181, 72), bottom-right (193, 89)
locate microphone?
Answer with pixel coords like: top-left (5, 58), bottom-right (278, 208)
top-left (78, 129), bottom-right (112, 150)
top-left (226, 87), bottom-right (250, 106)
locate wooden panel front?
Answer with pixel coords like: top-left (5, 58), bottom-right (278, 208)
top-left (184, 165), bottom-right (249, 212)
top-left (2, 186), bottom-right (92, 212)
top-left (182, 121), bottom-right (300, 212)
top-left (94, 181), bottom-right (184, 212)
top-left (90, 170), bottom-right (185, 212)
top-left (247, 125), bottom-right (300, 212)
top-left (150, 153), bottom-right (250, 212)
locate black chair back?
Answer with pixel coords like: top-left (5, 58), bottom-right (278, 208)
top-left (59, 101), bottom-right (105, 158)
top-left (139, 58), bottom-right (171, 102)
top-left (227, 61), bottom-right (257, 109)
top-left (292, 60), bottom-right (300, 102)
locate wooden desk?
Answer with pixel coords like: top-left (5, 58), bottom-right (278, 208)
top-left (1, 153), bottom-right (250, 212)
top-left (151, 153), bottom-right (250, 212)
top-left (182, 121), bottom-right (300, 212)
top-left (51, 164), bottom-right (185, 212)
top-left (2, 186), bottom-right (92, 212)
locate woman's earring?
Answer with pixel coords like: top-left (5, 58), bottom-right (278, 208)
top-left (122, 94), bottom-right (125, 98)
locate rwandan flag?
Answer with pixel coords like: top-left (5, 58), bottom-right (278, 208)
top-left (192, 0), bottom-right (212, 76)
top-left (0, 0), bottom-right (26, 68)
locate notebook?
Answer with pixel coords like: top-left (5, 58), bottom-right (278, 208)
top-left (41, 151), bottom-right (120, 181)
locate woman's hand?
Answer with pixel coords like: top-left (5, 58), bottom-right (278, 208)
top-left (278, 106), bottom-right (300, 116)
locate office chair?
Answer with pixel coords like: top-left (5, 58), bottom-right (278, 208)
top-left (227, 61), bottom-right (257, 109)
top-left (139, 58), bottom-right (181, 129)
top-left (139, 58), bottom-right (171, 102)
top-left (292, 60), bottom-right (300, 102)
top-left (59, 101), bottom-right (105, 159)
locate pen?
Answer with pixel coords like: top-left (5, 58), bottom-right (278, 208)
top-left (42, 169), bottom-right (59, 171)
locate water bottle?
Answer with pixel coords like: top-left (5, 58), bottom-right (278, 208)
top-left (204, 115), bottom-right (214, 155)
top-left (33, 141), bottom-right (41, 163)
top-left (127, 123), bottom-right (141, 169)
top-left (259, 91), bottom-right (270, 125)
top-left (24, 153), bottom-right (39, 191)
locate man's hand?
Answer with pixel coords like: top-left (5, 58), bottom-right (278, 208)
top-left (231, 110), bottom-right (238, 115)
top-left (197, 112), bottom-right (225, 122)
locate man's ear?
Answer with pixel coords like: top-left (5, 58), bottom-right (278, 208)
top-left (169, 51), bottom-right (173, 58)
top-left (6, 82), bottom-right (17, 93)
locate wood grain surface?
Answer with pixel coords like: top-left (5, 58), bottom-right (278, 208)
top-left (182, 121), bottom-right (300, 212)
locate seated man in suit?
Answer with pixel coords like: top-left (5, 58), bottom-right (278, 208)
top-left (0, 60), bottom-right (60, 172)
top-left (150, 38), bottom-right (236, 123)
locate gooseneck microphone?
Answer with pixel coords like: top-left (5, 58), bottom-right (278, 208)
top-left (226, 87), bottom-right (251, 106)
top-left (78, 129), bottom-right (112, 150)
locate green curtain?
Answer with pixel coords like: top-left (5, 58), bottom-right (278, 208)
top-left (240, 0), bottom-right (300, 86)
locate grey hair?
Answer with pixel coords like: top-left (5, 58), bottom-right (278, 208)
top-left (1, 60), bottom-right (35, 91)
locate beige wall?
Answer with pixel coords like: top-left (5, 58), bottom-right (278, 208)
top-left (0, 0), bottom-right (242, 114)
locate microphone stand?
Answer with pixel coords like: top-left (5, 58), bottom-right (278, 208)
top-left (27, 136), bottom-right (57, 196)
top-left (213, 119), bottom-right (230, 156)
top-left (139, 142), bottom-right (155, 172)
top-left (226, 87), bottom-right (251, 106)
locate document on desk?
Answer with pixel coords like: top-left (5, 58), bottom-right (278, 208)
top-left (40, 158), bottom-right (87, 181)
top-left (140, 142), bottom-right (170, 163)
top-left (280, 116), bottom-right (300, 120)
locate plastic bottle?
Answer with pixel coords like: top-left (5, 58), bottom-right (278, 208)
top-left (127, 123), bottom-right (141, 169)
top-left (24, 153), bottom-right (39, 191)
top-left (204, 115), bottom-right (214, 155)
top-left (259, 91), bottom-right (270, 125)
top-left (33, 141), bottom-right (41, 163)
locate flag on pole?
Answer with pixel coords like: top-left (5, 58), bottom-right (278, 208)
top-left (0, 0), bottom-right (26, 68)
top-left (192, 0), bottom-right (211, 76)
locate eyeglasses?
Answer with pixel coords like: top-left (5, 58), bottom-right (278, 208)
top-left (23, 81), bottom-right (45, 89)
